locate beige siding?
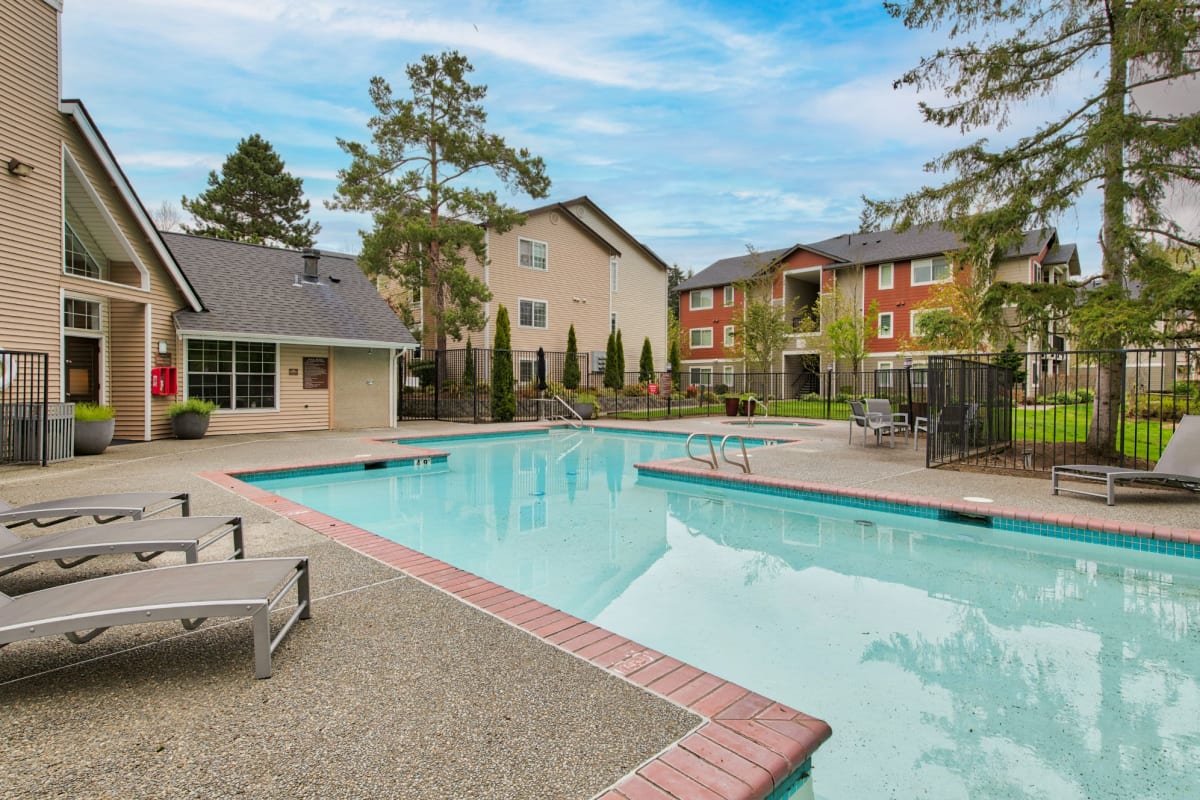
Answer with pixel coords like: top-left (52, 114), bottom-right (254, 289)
top-left (994, 256), bottom-right (1033, 284)
top-left (331, 346), bottom-right (393, 428)
top-left (0, 1), bottom-right (66, 391)
top-left (566, 201), bottom-right (668, 373)
top-left (108, 299), bottom-right (147, 439)
top-left (484, 213), bottom-right (612, 364)
top-left (202, 344), bottom-right (331, 436)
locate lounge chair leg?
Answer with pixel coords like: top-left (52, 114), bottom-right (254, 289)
top-left (253, 606), bottom-right (273, 679)
top-left (1107, 478), bottom-right (1116, 506)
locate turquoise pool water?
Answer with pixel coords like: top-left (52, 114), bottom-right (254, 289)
top-left (248, 429), bottom-right (1200, 800)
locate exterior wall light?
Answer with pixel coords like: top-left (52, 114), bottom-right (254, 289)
top-left (6, 159), bottom-right (34, 177)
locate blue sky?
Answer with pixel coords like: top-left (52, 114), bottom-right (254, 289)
top-left (61, 0), bottom-right (1108, 275)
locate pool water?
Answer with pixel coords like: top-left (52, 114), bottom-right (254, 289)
top-left (248, 429), bottom-right (1200, 800)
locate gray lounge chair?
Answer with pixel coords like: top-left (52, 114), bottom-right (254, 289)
top-left (0, 557), bottom-right (310, 679)
top-left (866, 398), bottom-right (910, 444)
top-left (0, 491), bottom-right (189, 529)
top-left (849, 399), bottom-right (901, 447)
top-left (0, 516), bottom-right (244, 578)
top-left (1052, 414), bottom-right (1200, 505)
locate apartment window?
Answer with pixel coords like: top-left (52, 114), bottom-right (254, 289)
top-left (877, 312), bottom-right (894, 339)
top-left (689, 367), bottom-right (713, 386)
top-left (518, 238), bottom-right (548, 270)
top-left (610, 256), bottom-right (619, 292)
top-left (64, 222), bottom-right (103, 279)
top-left (519, 359), bottom-right (536, 383)
top-left (909, 307), bottom-right (948, 339)
top-left (63, 298), bottom-right (100, 331)
top-left (724, 325), bottom-right (736, 347)
top-left (911, 363), bottom-right (928, 388)
top-left (186, 340), bottom-right (276, 410)
top-left (690, 328), bottom-right (713, 348)
top-left (724, 285), bottom-right (735, 306)
top-left (911, 255), bottom-right (951, 285)
top-left (690, 288), bottom-right (713, 310)
top-left (877, 361), bottom-right (893, 388)
top-left (878, 262), bottom-right (894, 290)
top-left (723, 366), bottom-right (735, 383)
top-left (518, 298), bottom-right (548, 329)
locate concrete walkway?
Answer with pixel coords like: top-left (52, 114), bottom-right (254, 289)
top-left (1, 418), bottom-right (1195, 799)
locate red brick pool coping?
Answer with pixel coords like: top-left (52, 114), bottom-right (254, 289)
top-left (200, 462), bottom-right (830, 800)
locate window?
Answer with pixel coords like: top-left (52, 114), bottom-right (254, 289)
top-left (610, 312), bottom-right (618, 334)
top-left (519, 359), bottom-right (535, 383)
top-left (689, 367), bottom-right (713, 386)
top-left (610, 256), bottom-right (618, 292)
top-left (518, 238), bottom-right (547, 270)
top-left (186, 340), bottom-right (277, 410)
top-left (911, 363), bottom-right (928, 388)
top-left (911, 255), bottom-right (951, 285)
top-left (724, 325), bottom-right (736, 347)
top-left (724, 285), bottom-right (735, 306)
top-left (723, 366), bottom-right (735, 383)
top-left (909, 307), bottom-right (948, 339)
top-left (63, 298), bottom-right (100, 331)
top-left (877, 312), bottom-right (893, 339)
top-left (690, 328), bottom-right (713, 348)
top-left (518, 298), bottom-right (548, 329)
top-left (878, 262), bottom-right (894, 290)
top-left (689, 288), bottom-right (713, 310)
top-left (64, 222), bottom-right (103, 279)
top-left (877, 361), bottom-right (893, 388)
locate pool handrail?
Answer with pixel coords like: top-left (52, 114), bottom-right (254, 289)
top-left (685, 433), bottom-right (719, 469)
top-left (719, 435), bottom-right (752, 473)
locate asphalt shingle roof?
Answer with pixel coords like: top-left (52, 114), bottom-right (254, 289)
top-left (165, 233), bottom-right (417, 347)
top-left (676, 247), bottom-right (791, 291)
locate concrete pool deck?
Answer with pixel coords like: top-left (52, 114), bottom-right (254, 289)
top-left (2, 417), bottom-right (1197, 799)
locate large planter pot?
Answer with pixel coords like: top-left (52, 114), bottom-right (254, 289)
top-left (171, 412), bottom-right (211, 440)
top-left (571, 402), bottom-right (594, 420)
top-left (74, 418), bottom-right (115, 456)
top-left (725, 397), bottom-right (740, 416)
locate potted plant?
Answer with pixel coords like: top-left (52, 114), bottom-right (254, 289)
top-left (167, 398), bottom-right (218, 439)
top-left (74, 402), bottom-right (116, 455)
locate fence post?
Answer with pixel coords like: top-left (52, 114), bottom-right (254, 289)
top-left (824, 366), bottom-right (833, 419)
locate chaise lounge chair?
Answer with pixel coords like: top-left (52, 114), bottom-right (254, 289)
top-left (1052, 414), bottom-right (1200, 505)
top-left (0, 515), bottom-right (244, 578)
top-left (0, 491), bottom-right (190, 529)
top-left (0, 557), bottom-right (310, 679)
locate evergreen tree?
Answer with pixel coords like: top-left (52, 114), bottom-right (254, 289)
top-left (869, 1), bottom-right (1200, 455)
top-left (562, 324), bottom-right (581, 390)
top-left (993, 342), bottom-right (1027, 388)
top-left (639, 337), bottom-right (655, 383)
top-left (615, 329), bottom-right (626, 388)
top-left (491, 305), bottom-right (515, 422)
top-left (603, 331), bottom-right (619, 389)
top-left (668, 337), bottom-right (682, 391)
top-left (182, 134), bottom-right (319, 248)
top-left (462, 335), bottom-right (475, 390)
top-left (329, 52), bottom-right (551, 350)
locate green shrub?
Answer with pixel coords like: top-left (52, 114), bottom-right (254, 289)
top-left (620, 382), bottom-right (647, 397)
top-left (800, 392), bottom-right (822, 402)
top-left (1131, 394), bottom-right (1186, 420)
top-left (1173, 380), bottom-right (1199, 399)
top-left (166, 398), bottom-right (218, 418)
top-left (75, 402), bottom-right (115, 422)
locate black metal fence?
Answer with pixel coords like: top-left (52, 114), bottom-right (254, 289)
top-left (0, 350), bottom-right (58, 467)
top-left (401, 346), bottom-right (1198, 475)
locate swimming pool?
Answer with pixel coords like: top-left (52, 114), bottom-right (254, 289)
top-left (246, 429), bottom-right (1200, 800)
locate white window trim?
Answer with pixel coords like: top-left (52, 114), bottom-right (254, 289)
top-left (184, 339), bottom-right (280, 413)
top-left (689, 367), bottom-right (713, 386)
top-left (878, 262), bottom-right (894, 291)
top-left (518, 237), bottom-right (548, 271)
top-left (723, 285), bottom-right (735, 306)
top-left (722, 365), bottom-right (735, 382)
top-left (690, 288), bottom-right (713, 311)
top-left (877, 361), bottom-right (894, 388)
top-left (690, 327), bottom-right (713, 348)
top-left (723, 325), bottom-right (736, 347)
top-left (877, 311), bottom-right (894, 339)
top-left (610, 256), bottom-right (619, 293)
top-left (910, 256), bottom-right (952, 287)
top-left (62, 293), bottom-right (104, 333)
top-left (517, 297), bottom-right (549, 329)
top-left (909, 307), bottom-right (950, 339)
top-left (519, 359), bottom-right (536, 383)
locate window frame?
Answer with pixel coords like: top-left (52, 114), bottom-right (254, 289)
top-left (723, 325), bottom-right (736, 348)
top-left (517, 297), bottom-right (549, 329)
top-left (63, 296), bottom-right (102, 332)
top-left (689, 367), bottom-right (713, 386)
top-left (723, 285), bottom-right (735, 306)
top-left (518, 237), bottom-right (548, 271)
top-left (185, 339), bottom-right (279, 412)
top-left (722, 365), bottom-right (735, 383)
top-left (63, 220), bottom-right (104, 280)
top-left (689, 327), bottom-right (713, 349)
top-left (689, 288), bottom-right (713, 311)
top-left (877, 311), bottom-right (894, 339)
top-left (910, 255), bottom-right (951, 286)
top-left (610, 256), bottom-right (619, 292)
top-left (876, 361), bottom-right (894, 388)
top-left (877, 262), bottom-right (894, 290)
top-left (519, 359), bottom-right (536, 384)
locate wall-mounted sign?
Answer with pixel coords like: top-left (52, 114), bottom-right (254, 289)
top-left (303, 357), bottom-right (328, 389)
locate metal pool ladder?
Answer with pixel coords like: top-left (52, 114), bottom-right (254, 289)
top-left (685, 433), bottom-right (752, 474)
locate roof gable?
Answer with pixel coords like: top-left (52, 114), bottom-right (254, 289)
top-left (561, 196), bottom-right (670, 271)
top-left (165, 233), bottom-right (417, 348)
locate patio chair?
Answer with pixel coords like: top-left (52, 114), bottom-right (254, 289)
top-left (0, 515), bottom-right (244, 578)
top-left (0, 557), bottom-right (311, 679)
top-left (866, 399), bottom-right (911, 445)
top-left (1051, 414), bottom-right (1200, 506)
top-left (848, 399), bottom-right (901, 447)
top-left (0, 491), bottom-right (189, 529)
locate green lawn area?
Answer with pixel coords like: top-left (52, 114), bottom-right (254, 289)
top-left (1014, 403), bottom-right (1174, 461)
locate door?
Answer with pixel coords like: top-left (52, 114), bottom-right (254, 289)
top-left (64, 336), bottom-right (100, 404)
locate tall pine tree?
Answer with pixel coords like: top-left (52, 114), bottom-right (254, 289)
top-left (562, 324), bottom-right (581, 390)
top-left (639, 337), bottom-right (655, 383)
top-left (182, 134), bottom-right (319, 248)
top-left (491, 305), bottom-right (515, 422)
top-left (614, 329), bottom-right (626, 388)
top-left (329, 52), bottom-right (550, 350)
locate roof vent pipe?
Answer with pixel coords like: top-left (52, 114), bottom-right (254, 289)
top-left (301, 248), bottom-right (321, 281)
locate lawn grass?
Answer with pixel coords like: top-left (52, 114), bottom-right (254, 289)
top-left (1013, 403), bottom-right (1174, 462)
